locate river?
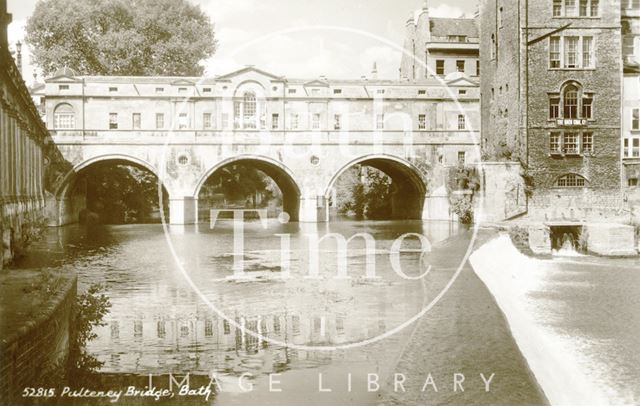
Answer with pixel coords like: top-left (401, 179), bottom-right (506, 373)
top-left (18, 221), bottom-right (547, 405)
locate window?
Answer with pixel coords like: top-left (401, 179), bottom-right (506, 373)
top-left (156, 113), bottom-right (164, 129)
top-left (53, 103), bottom-right (75, 129)
top-left (566, 0), bottom-right (577, 16)
top-left (550, 132), bottom-right (562, 153)
top-left (457, 151), bottom-right (466, 164)
top-left (312, 113), bottom-right (321, 129)
top-left (564, 132), bottom-right (579, 154)
top-left (418, 114), bottom-right (426, 130)
top-left (476, 60), bottom-right (480, 76)
top-left (625, 0), bottom-right (640, 9)
top-left (582, 132), bottom-right (593, 153)
top-left (457, 114), bottom-right (466, 130)
top-left (565, 37), bottom-right (579, 68)
top-left (549, 97), bottom-right (560, 119)
top-left (290, 113), bottom-right (299, 129)
top-left (376, 114), bottom-right (384, 130)
top-left (376, 89), bottom-right (385, 95)
top-left (448, 35), bottom-right (467, 42)
top-left (203, 87), bottom-right (212, 93)
top-left (553, 0), bottom-right (562, 16)
top-left (178, 87), bottom-right (187, 94)
top-left (623, 35), bottom-right (635, 58)
top-left (203, 113), bottom-right (212, 129)
top-left (633, 108), bottom-right (640, 130)
top-left (582, 37), bottom-right (594, 68)
top-left (109, 86), bottom-right (118, 92)
top-left (418, 89), bottom-right (426, 95)
top-left (243, 92), bottom-right (257, 129)
top-left (58, 84), bottom-right (69, 90)
top-left (132, 113), bottom-right (141, 129)
top-left (564, 85), bottom-right (578, 118)
top-left (582, 96), bottom-right (593, 119)
top-left (556, 174), bottom-right (587, 187)
top-left (272, 113), bottom-right (279, 130)
top-left (456, 60), bottom-right (465, 73)
top-left (155, 87), bottom-right (164, 93)
top-left (551, 36), bottom-right (595, 69)
top-left (288, 88), bottom-right (297, 94)
top-left (498, 7), bottom-right (504, 27)
top-left (109, 113), bottom-right (118, 129)
top-left (178, 113), bottom-right (188, 129)
top-left (334, 114), bottom-right (341, 130)
top-left (333, 89), bottom-right (342, 94)
top-left (458, 89), bottom-right (467, 96)
top-left (624, 138), bottom-right (640, 157)
top-left (436, 60), bottom-right (445, 75)
top-left (629, 178), bottom-right (639, 187)
top-left (550, 37), bottom-right (561, 68)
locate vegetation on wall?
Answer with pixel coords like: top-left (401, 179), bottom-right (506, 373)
top-left (446, 163), bottom-right (480, 225)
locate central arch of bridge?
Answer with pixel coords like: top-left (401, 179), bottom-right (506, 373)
top-left (324, 154), bottom-right (428, 220)
top-left (193, 156), bottom-right (302, 223)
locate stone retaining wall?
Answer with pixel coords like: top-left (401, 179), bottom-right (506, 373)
top-left (0, 274), bottom-right (76, 404)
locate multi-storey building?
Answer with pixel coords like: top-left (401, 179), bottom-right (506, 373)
top-left (622, 0), bottom-right (640, 209)
top-left (480, 0), bottom-right (629, 222)
top-left (400, 2), bottom-right (480, 81)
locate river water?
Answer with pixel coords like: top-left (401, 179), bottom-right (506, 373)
top-left (19, 221), bottom-right (547, 405)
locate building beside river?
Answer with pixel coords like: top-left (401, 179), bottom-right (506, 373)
top-left (479, 0), bottom-right (639, 224)
top-left (0, 1), bottom-right (52, 268)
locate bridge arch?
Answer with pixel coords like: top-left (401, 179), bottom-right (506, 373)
top-left (52, 154), bottom-right (168, 225)
top-left (324, 154), bottom-right (428, 220)
top-left (194, 155), bottom-right (302, 222)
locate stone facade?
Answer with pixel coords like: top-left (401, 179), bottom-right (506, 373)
top-left (40, 66), bottom-right (481, 225)
top-left (0, 0), bottom-right (51, 269)
top-left (480, 0), bottom-right (629, 222)
top-left (400, 2), bottom-right (479, 82)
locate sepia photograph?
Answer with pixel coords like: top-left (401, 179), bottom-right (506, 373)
top-left (1, 0), bottom-right (639, 404)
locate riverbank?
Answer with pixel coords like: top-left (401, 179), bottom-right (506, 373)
top-left (470, 233), bottom-right (640, 405)
top-left (0, 268), bottom-right (76, 404)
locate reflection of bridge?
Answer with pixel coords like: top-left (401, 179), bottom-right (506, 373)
top-left (38, 67), bottom-right (481, 225)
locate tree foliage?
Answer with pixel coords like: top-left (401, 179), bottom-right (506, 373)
top-left (340, 166), bottom-right (392, 220)
top-left (26, 0), bottom-right (217, 76)
top-left (76, 164), bottom-right (167, 224)
top-left (200, 164), bottom-right (274, 207)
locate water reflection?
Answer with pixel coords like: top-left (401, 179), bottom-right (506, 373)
top-left (21, 220), bottom-right (462, 385)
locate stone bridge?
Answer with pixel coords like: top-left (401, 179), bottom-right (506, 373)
top-left (48, 133), bottom-right (459, 225)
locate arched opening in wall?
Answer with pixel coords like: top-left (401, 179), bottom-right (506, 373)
top-left (196, 158), bottom-right (300, 222)
top-left (59, 159), bottom-right (168, 225)
top-left (326, 157), bottom-right (427, 221)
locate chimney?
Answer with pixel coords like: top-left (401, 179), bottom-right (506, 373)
top-left (371, 62), bottom-right (378, 80)
top-left (15, 40), bottom-right (22, 73)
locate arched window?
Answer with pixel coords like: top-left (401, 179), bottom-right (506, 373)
top-left (563, 85), bottom-right (578, 119)
top-left (234, 90), bottom-right (263, 129)
top-left (555, 173), bottom-right (588, 188)
top-left (54, 103), bottom-right (75, 129)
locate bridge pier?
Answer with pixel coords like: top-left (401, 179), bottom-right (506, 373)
top-left (299, 196), bottom-right (328, 223)
top-left (169, 197), bottom-right (197, 225)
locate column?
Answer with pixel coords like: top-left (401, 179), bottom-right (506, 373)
top-left (169, 196), bottom-right (197, 225)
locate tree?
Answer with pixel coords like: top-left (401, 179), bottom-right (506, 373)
top-left (26, 0), bottom-right (217, 76)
